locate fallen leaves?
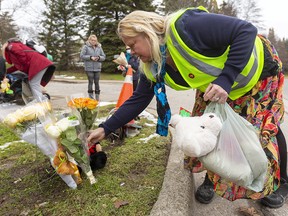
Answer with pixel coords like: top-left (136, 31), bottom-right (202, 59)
top-left (238, 206), bottom-right (262, 216)
top-left (114, 200), bottom-right (129, 209)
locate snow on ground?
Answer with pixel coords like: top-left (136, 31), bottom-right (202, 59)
top-left (139, 133), bottom-right (160, 143)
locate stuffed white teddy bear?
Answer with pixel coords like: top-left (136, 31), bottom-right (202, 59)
top-left (170, 113), bottom-right (223, 157)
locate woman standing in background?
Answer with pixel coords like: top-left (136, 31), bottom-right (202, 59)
top-left (80, 34), bottom-right (106, 100)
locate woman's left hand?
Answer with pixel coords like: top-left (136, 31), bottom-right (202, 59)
top-left (203, 83), bottom-right (228, 104)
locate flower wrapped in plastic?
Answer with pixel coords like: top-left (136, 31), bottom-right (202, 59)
top-left (3, 100), bottom-right (52, 135)
top-left (45, 115), bottom-right (97, 185)
top-left (113, 52), bottom-right (128, 67)
top-left (67, 95), bottom-right (99, 132)
top-left (113, 52), bottom-right (129, 76)
top-left (2, 100), bottom-right (80, 189)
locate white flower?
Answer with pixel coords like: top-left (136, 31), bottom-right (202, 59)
top-left (4, 113), bottom-right (20, 128)
top-left (45, 124), bottom-right (62, 138)
top-left (35, 104), bottom-right (46, 116)
top-left (14, 109), bottom-right (25, 122)
top-left (55, 117), bottom-right (70, 132)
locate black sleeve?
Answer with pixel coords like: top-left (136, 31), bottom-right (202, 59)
top-left (0, 56), bottom-right (6, 80)
top-left (100, 74), bottom-right (155, 135)
top-left (128, 56), bottom-right (139, 71)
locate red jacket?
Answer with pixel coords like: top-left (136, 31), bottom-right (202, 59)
top-left (4, 41), bottom-right (55, 86)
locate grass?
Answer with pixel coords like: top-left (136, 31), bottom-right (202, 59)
top-left (0, 104), bottom-right (171, 216)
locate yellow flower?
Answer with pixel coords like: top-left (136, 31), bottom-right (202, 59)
top-left (86, 98), bottom-right (98, 109)
top-left (3, 113), bottom-right (19, 128)
top-left (68, 97), bottom-right (98, 110)
top-left (21, 106), bottom-right (39, 121)
top-left (3, 101), bottom-right (52, 129)
top-left (67, 97), bottom-right (99, 130)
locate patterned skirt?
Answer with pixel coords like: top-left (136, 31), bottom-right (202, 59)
top-left (184, 36), bottom-right (285, 201)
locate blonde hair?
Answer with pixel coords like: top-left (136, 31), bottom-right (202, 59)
top-left (87, 34), bottom-right (99, 45)
top-left (117, 11), bottom-right (167, 77)
top-left (117, 10), bottom-right (187, 78)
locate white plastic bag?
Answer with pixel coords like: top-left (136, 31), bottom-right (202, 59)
top-left (22, 123), bottom-right (78, 189)
top-left (200, 102), bottom-right (268, 192)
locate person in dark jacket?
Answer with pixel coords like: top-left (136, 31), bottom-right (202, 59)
top-left (126, 46), bottom-right (140, 91)
top-left (2, 38), bottom-right (55, 102)
top-left (80, 34), bottom-right (106, 100)
top-left (118, 46), bottom-right (140, 91)
top-left (87, 7), bottom-right (288, 208)
top-left (0, 56), bottom-right (6, 81)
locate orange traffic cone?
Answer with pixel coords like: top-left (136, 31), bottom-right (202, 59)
top-left (115, 67), bottom-right (134, 109)
top-left (115, 67), bottom-right (141, 132)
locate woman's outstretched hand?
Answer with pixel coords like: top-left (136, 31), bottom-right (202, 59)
top-left (87, 127), bottom-right (106, 144)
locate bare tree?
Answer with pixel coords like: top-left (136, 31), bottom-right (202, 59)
top-left (0, 0), bottom-right (36, 41)
top-left (1, 0), bottom-right (32, 15)
top-left (0, 11), bottom-right (18, 42)
top-left (219, 0), bottom-right (238, 17)
top-left (162, 0), bottom-right (219, 14)
top-left (236, 0), bottom-right (265, 32)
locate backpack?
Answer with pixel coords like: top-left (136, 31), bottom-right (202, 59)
top-left (25, 39), bottom-right (48, 57)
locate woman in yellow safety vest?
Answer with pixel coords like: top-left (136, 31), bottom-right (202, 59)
top-left (88, 7), bottom-right (287, 208)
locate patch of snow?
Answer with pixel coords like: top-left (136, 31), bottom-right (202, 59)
top-left (139, 110), bottom-right (157, 124)
top-left (139, 133), bottom-right (159, 143)
top-left (0, 140), bottom-right (26, 150)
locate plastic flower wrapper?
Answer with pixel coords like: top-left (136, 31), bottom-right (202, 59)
top-left (3, 100), bottom-right (52, 133)
top-left (45, 114), bottom-right (97, 185)
top-left (22, 124), bottom-right (80, 189)
top-left (113, 52), bottom-right (128, 67)
top-left (67, 94), bottom-right (99, 132)
top-left (2, 99), bottom-right (79, 189)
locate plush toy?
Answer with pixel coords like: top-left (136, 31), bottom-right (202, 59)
top-left (89, 142), bottom-right (107, 170)
top-left (75, 142), bottom-right (107, 176)
top-left (0, 77), bottom-right (13, 94)
top-left (169, 113), bottom-right (223, 157)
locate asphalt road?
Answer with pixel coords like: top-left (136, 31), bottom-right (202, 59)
top-left (1, 77), bottom-right (287, 138)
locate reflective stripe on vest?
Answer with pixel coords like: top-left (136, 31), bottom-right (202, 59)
top-left (145, 8), bottom-right (264, 100)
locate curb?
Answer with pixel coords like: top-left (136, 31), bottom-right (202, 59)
top-left (51, 78), bottom-right (122, 84)
top-left (149, 127), bottom-right (194, 216)
top-left (143, 107), bottom-right (195, 215)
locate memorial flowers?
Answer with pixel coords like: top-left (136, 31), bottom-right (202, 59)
top-left (45, 115), bottom-right (97, 185)
top-left (67, 96), bottom-right (99, 131)
top-left (3, 100), bottom-right (51, 129)
top-left (3, 100), bottom-right (80, 189)
top-left (3, 95), bottom-right (102, 187)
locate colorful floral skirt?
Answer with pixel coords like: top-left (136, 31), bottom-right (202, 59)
top-left (184, 37), bottom-right (285, 201)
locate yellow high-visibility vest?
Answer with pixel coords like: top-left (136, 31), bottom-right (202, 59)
top-left (145, 7), bottom-right (264, 100)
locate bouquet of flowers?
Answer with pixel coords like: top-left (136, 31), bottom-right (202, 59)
top-left (3, 100), bottom-right (51, 131)
top-left (113, 52), bottom-right (128, 67)
top-left (45, 114), bottom-right (97, 185)
top-left (3, 100), bottom-right (80, 189)
top-left (113, 52), bottom-right (129, 76)
top-left (67, 94), bottom-right (99, 131)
